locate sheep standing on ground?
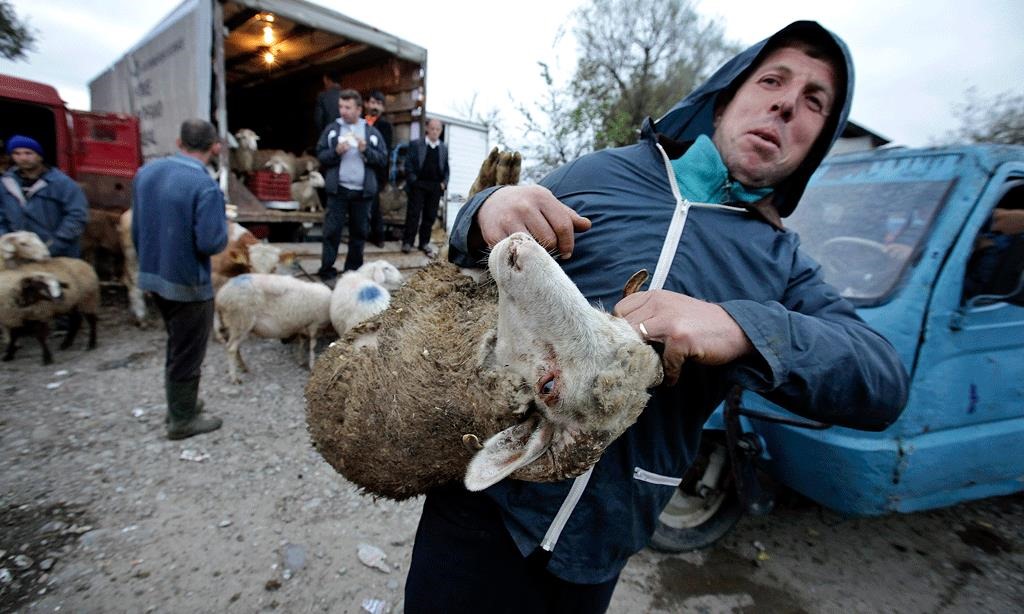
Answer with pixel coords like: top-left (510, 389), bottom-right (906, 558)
top-left (0, 271), bottom-right (65, 364)
top-left (291, 171), bottom-right (325, 212)
top-left (0, 257), bottom-right (100, 364)
top-left (306, 233), bottom-right (663, 500)
top-left (216, 274), bottom-right (333, 383)
top-left (329, 260), bottom-right (403, 336)
top-left (1, 231), bottom-right (50, 268)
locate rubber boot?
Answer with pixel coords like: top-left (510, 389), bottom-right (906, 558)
top-left (166, 377), bottom-right (222, 440)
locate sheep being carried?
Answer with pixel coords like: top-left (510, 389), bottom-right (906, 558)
top-left (306, 232), bottom-right (663, 500)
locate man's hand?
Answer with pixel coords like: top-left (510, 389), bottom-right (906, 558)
top-left (356, 136), bottom-right (367, 153)
top-left (475, 185), bottom-right (591, 259)
top-left (613, 290), bottom-right (754, 386)
top-left (335, 140), bottom-right (349, 155)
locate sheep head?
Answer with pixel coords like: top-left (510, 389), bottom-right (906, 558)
top-left (16, 273), bottom-right (64, 307)
top-left (306, 170), bottom-right (326, 189)
top-left (1, 231), bottom-right (51, 267)
top-left (463, 232), bottom-right (662, 490)
top-left (356, 260), bottom-right (403, 290)
top-left (234, 128), bottom-right (259, 151)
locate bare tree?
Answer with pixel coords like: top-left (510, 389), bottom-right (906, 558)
top-left (514, 0), bottom-right (738, 178)
top-left (570, 0), bottom-right (738, 148)
top-left (944, 88), bottom-right (1024, 145)
top-left (452, 92), bottom-right (509, 150)
top-left (515, 62), bottom-right (598, 182)
top-left (0, 0), bottom-right (36, 61)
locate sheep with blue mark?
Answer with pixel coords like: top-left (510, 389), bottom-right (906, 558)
top-left (329, 260), bottom-right (404, 337)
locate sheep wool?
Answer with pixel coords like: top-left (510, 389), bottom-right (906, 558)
top-left (306, 233), bottom-right (663, 501)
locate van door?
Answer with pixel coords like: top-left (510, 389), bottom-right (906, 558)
top-left (899, 166), bottom-right (1024, 498)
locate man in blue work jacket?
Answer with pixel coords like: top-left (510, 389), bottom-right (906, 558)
top-left (405, 21), bottom-right (910, 613)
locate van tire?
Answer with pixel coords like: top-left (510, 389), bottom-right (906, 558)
top-left (648, 440), bottom-right (744, 552)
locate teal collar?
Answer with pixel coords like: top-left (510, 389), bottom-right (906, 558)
top-left (670, 134), bottom-right (773, 204)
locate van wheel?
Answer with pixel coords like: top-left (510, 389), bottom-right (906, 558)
top-left (648, 441), bottom-right (744, 552)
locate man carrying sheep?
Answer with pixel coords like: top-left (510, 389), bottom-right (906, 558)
top-left (0, 135), bottom-right (88, 258)
top-left (407, 21), bottom-right (910, 612)
top-left (132, 120), bottom-right (228, 440)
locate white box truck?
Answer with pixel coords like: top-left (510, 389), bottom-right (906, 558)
top-left (89, 0), bottom-right (428, 239)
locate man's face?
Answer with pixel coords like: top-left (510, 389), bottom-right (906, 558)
top-left (425, 120), bottom-right (442, 141)
top-left (11, 148), bottom-right (43, 173)
top-left (338, 98), bottom-right (362, 124)
top-left (365, 97), bottom-right (384, 117)
top-left (712, 46), bottom-right (837, 188)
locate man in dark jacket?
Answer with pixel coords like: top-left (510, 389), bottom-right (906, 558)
top-left (132, 119), bottom-right (228, 440)
top-left (0, 135), bottom-right (88, 258)
top-left (314, 89), bottom-right (388, 283)
top-left (364, 90), bottom-right (393, 247)
top-left (402, 117), bottom-right (449, 256)
top-left (405, 22), bottom-right (910, 612)
top-left (313, 72), bottom-right (342, 136)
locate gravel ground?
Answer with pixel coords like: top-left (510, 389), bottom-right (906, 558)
top-left (1, 295), bottom-right (1022, 613)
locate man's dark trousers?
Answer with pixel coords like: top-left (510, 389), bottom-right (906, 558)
top-left (403, 181), bottom-right (443, 249)
top-left (154, 296), bottom-right (214, 382)
top-left (319, 187), bottom-right (371, 278)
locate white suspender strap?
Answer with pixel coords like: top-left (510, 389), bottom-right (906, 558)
top-left (539, 142), bottom-right (693, 553)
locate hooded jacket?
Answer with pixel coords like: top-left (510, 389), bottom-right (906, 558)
top-left (448, 22), bottom-right (908, 583)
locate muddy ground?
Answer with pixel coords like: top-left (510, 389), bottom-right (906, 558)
top-left (1, 295), bottom-right (1022, 613)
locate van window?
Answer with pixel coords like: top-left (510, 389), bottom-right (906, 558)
top-left (788, 154), bottom-right (958, 304)
top-left (963, 182), bottom-right (1024, 304)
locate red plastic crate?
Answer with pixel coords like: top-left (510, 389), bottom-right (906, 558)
top-left (247, 170), bottom-right (292, 201)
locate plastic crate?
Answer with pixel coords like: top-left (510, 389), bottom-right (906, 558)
top-left (247, 170), bottom-right (292, 201)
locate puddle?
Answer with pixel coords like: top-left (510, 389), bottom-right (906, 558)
top-left (956, 524), bottom-right (1013, 555)
top-left (653, 548), bottom-right (808, 613)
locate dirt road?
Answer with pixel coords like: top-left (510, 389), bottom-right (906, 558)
top-left (2, 298), bottom-right (1021, 613)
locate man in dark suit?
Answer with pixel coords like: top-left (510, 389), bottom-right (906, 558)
top-left (314, 72), bottom-right (342, 136)
top-left (364, 90), bottom-right (393, 247)
top-left (402, 117), bottom-right (449, 255)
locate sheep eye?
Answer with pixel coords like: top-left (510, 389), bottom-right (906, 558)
top-left (541, 379), bottom-right (556, 395)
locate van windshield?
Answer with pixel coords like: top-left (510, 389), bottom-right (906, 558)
top-left (787, 154), bottom-right (959, 304)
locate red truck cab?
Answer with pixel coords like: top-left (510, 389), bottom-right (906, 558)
top-left (1, 73), bottom-right (141, 208)
top-left (1, 73), bottom-right (142, 277)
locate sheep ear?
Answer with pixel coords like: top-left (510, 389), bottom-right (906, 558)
top-left (622, 269), bottom-right (648, 298)
top-left (464, 417), bottom-right (552, 491)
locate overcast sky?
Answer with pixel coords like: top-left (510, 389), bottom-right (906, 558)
top-left (4, 0), bottom-right (1022, 147)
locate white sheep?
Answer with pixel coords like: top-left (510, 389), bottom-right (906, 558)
top-left (216, 274), bottom-right (333, 383)
top-left (253, 149), bottom-right (298, 179)
top-left (229, 128), bottom-right (259, 176)
top-left (329, 260), bottom-right (403, 336)
top-left (306, 233), bottom-right (663, 500)
top-left (0, 258), bottom-right (100, 364)
top-left (291, 170), bottom-right (325, 212)
top-left (1, 231), bottom-right (50, 268)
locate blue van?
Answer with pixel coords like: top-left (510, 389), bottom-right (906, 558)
top-left (653, 145), bottom-right (1024, 551)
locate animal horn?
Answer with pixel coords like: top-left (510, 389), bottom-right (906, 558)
top-left (622, 269), bottom-right (649, 298)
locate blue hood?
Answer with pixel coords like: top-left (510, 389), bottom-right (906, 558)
top-left (650, 20), bottom-right (854, 218)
